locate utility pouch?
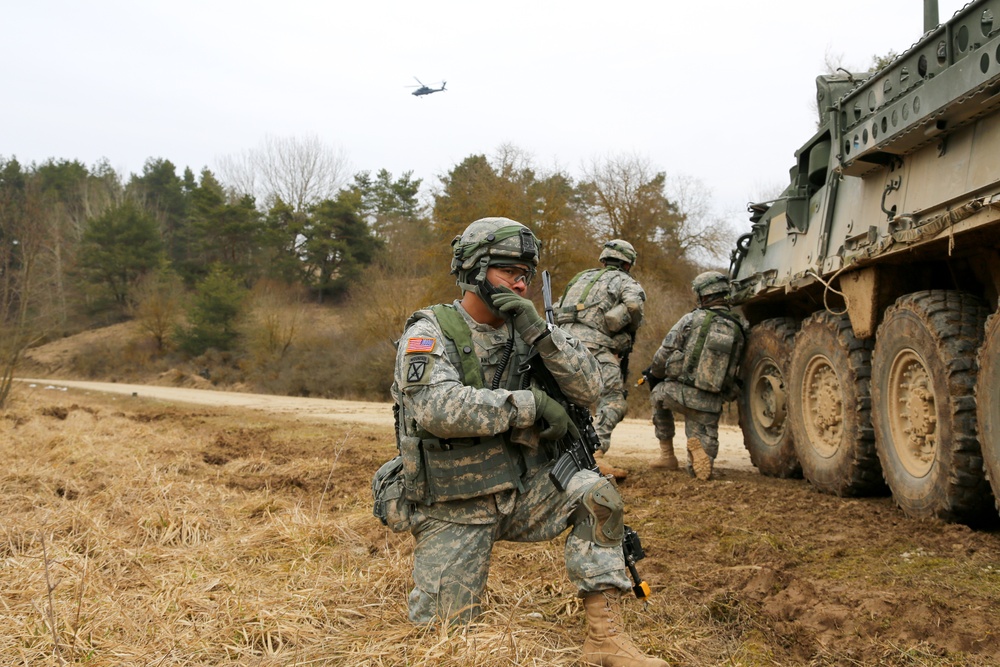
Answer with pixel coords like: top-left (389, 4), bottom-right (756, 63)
top-left (691, 320), bottom-right (737, 393)
top-left (372, 456), bottom-right (413, 533)
top-left (603, 302), bottom-right (631, 334)
top-left (399, 434), bottom-right (428, 501)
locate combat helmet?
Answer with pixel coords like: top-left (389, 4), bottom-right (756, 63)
top-left (692, 271), bottom-right (730, 300)
top-left (600, 239), bottom-right (637, 267)
top-left (451, 217), bottom-right (539, 304)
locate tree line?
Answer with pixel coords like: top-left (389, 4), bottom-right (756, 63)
top-left (0, 137), bottom-right (735, 406)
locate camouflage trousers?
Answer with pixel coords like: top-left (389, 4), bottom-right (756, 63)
top-left (650, 386), bottom-right (720, 461)
top-left (407, 468), bottom-right (631, 625)
top-left (594, 352), bottom-right (627, 453)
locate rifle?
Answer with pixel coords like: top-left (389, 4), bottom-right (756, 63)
top-left (536, 270), bottom-right (602, 492)
top-left (531, 270), bottom-right (650, 599)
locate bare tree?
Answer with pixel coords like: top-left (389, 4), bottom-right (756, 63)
top-left (216, 134), bottom-right (351, 212)
top-left (128, 264), bottom-right (184, 351)
top-left (663, 174), bottom-right (737, 266)
top-left (0, 180), bottom-right (46, 408)
top-left (578, 152), bottom-right (688, 276)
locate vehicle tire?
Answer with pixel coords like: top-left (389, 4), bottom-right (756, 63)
top-left (788, 310), bottom-right (884, 496)
top-left (737, 317), bottom-right (801, 477)
top-left (978, 312), bottom-right (1000, 513)
top-left (871, 290), bottom-right (991, 523)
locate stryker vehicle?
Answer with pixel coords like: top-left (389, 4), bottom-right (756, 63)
top-left (729, 0), bottom-right (1000, 524)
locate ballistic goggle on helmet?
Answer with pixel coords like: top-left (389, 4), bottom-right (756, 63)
top-left (451, 217), bottom-right (540, 295)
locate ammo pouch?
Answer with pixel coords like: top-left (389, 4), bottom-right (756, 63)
top-left (372, 455), bottom-right (413, 533)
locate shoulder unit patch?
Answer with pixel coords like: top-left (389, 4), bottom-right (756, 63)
top-left (404, 354), bottom-right (435, 386)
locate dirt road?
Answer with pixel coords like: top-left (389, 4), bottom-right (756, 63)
top-left (19, 378), bottom-right (755, 471)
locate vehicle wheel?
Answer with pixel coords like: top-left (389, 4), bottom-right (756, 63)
top-left (872, 290), bottom-right (991, 522)
top-left (737, 317), bottom-right (801, 477)
top-left (788, 310), bottom-right (884, 496)
top-left (978, 312), bottom-right (1000, 512)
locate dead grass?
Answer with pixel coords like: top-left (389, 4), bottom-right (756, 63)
top-left (4, 384), bottom-right (1000, 666)
top-left (0, 387), bottom-right (679, 666)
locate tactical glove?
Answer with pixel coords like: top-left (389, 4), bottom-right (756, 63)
top-left (530, 387), bottom-right (580, 441)
top-left (640, 366), bottom-right (664, 390)
top-left (491, 288), bottom-right (549, 345)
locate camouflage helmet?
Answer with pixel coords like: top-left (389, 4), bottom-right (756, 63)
top-left (600, 239), bottom-right (637, 267)
top-left (451, 217), bottom-right (539, 294)
top-left (691, 271), bottom-right (730, 299)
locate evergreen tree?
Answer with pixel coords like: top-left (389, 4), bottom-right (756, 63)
top-left (176, 264), bottom-right (247, 355)
top-left (188, 169), bottom-right (263, 284)
top-left (130, 158), bottom-right (193, 280)
top-left (79, 199), bottom-right (163, 310)
top-left (302, 192), bottom-right (381, 301)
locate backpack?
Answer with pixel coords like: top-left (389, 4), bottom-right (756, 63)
top-left (679, 309), bottom-right (745, 394)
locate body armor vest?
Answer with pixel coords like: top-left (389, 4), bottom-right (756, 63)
top-left (554, 267), bottom-right (617, 329)
top-left (553, 267), bottom-right (635, 353)
top-left (396, 304), bottom-right (539, 504)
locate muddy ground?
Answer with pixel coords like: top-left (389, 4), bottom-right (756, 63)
top-left (8, 379), bottom-right (1000, 665)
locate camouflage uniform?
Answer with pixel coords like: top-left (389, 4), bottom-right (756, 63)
top-left (393, 301), bottom-right (629, 623)
top-left (383, 218), bottom-right (667, 667)
top-left (648, 274), bottom-right (747, 479)
top-left (555, 241), bottom-right (645, 454)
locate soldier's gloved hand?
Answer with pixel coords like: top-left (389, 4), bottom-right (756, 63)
top-left (491, 287), bottom-right (549, 344)
top-left (530, 387), bottom-right (580, 440)
top-left (640, 366), bottom-right (663, 390)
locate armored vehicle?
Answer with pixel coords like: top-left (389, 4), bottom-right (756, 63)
top-left (729, 0), bottom-right (1000, 523)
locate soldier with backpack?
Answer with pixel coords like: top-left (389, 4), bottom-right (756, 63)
top-left (554, 240), bottom-right (645, 477)
top-left (645, 271), bottom-right (747, 481)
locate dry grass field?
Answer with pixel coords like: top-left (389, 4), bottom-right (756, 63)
top-left (4, 383), bottom-right (1000, 666)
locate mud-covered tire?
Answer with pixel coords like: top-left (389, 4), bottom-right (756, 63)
top-left (979, 312), bottom-right (1000, 513)
top-left (788, 310), bottom-right (884, 496)
top-left (737, 317), bottom-right (801, 478)
top-left (872, 291), bottom-right (992, 522)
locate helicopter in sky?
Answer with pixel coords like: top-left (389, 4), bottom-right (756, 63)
top-left (409, 77), bottom-right (447, 97)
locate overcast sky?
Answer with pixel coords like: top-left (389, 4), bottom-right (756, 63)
top-left (3, 0), bottom-right (970, 225)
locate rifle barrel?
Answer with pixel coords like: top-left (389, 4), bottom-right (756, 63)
top-left (542, 270), bottom-right (555, 326)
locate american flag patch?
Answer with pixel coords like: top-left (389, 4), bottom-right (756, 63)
top-left (406, 337), bottom-right (436, 353)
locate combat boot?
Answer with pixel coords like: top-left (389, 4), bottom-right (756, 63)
top-left (582, 588), bottom-right (667, 667)
top-left (597, 460), bottom-right (628, 482)
top-left (649, 439), bottom-right (678, 470)
top-left (687, 437), bottom-right (713, 481)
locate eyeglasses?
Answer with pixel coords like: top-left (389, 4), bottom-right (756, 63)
top-left (493, 265), bottom-right (533, 286)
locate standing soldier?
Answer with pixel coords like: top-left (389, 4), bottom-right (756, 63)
top-left (554, 240), bottom-right (645, 474)
top-left (645, 271), bottom-right (747, 481)
top-left (388, 218), bottom-right (666, 666)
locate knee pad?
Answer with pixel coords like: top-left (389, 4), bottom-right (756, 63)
top-left (571, 477), bottom-right (625, 547)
